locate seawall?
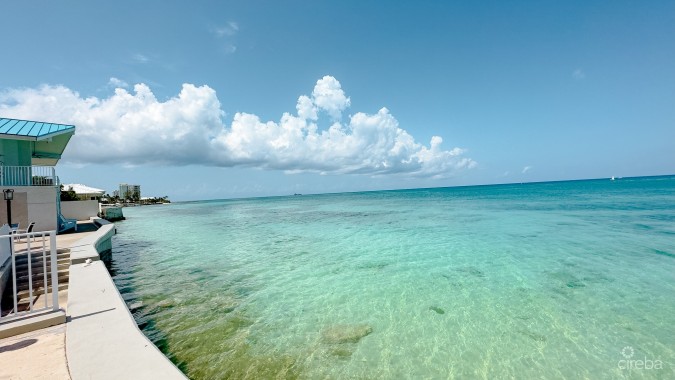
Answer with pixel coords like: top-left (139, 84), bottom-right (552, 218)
top-left (66, 218), bottom-right (186, 379)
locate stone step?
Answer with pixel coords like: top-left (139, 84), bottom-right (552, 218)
top-left (16, 283), bottom-right (68, 300)
top-left (14, 257), bottom-right (70, 272)
top-left (13, 252), bottom-right (71, 263)
top-left (12, 247), bottom-right (70, 255)
top-left (14, 262), bottom-right (70, 276)
top-left (17, 274), bottom-right (69, 292)
top-left (16, 270), bottom-right (69, 285)
top-left (14, 267), bottom-right (70, 283)
top-left (14, 254), bottom-right (70, 266)
top-left (6, 248), bottom-right (72, 306)
top-left (12, 248), bottom-right (70, 257)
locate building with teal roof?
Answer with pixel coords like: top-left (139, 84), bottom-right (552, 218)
top-left (0, 117), bottom-right (76, 233)
top-left (0, 118), bottom-right (75, 167)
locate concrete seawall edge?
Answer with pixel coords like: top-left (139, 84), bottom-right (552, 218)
top-left (65, 218), bottom-right (187, 380)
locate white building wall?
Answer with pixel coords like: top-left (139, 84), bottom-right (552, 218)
top-left (0, 186), bottom-right (58, 232)
top-left (61, 200), bottom-right (99, 221)
top-left (25, 187), bottom-right (58, 231)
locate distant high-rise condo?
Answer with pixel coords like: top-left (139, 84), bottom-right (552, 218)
top-left (119, 183), bottom-right (141, 200)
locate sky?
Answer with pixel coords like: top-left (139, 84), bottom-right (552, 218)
top-left (0, 1), bottom-right (673, 201)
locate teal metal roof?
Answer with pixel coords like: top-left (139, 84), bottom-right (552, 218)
top-left (0, 117), bottom-right (75, 141)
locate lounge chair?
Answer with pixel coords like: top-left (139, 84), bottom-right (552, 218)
top-left (58, 214), bottom-right (77, 233)
top-left (15, 222), bottom-right (36, 242)
top-left (16, 222), bottom-right (35, 234)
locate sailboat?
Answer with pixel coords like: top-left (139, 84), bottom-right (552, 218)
top-left (610, 176), bottom-right (615, 181)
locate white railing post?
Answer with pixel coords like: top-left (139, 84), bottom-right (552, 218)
top-left (11, 236), bottom-right (18, 316)
top-left (50, 232), bottom-right (59, 311)
top-left (42, 233), bottom-right (48, 309)
top-left (27, 237), bottom-right (33, 312)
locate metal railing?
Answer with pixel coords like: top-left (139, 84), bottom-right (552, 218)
top-left (0, 231), bottom-right (59, 321)
top-left (0, 165), bottom-right (57, 186)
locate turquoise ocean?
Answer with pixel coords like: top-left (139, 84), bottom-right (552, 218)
top-left (110, 176), bottom-right (675, 379)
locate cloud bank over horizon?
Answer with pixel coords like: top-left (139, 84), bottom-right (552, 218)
top-left (0, 76), bottom-right (476, 178)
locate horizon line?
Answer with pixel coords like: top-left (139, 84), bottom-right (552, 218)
top-left (173, 173), bottom-right (675, 204)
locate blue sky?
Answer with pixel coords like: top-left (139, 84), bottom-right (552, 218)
top-left (1, 1), bottom-right (673, 200)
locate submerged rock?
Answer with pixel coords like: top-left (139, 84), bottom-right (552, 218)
top-left (155, 299), bottom-right (174, 308)
top-left (322, 324), bottom-right (373, 344)
top-left (518, 329), bottom-right (547, 342)
top-left (566, 280), bottom-right (586, 289)
top-left (429, 306), bottom-right (445, 315)
top-left (458, 266), bottom-right (485, 278)
top-left (329, 346), bottom-right (353, 358)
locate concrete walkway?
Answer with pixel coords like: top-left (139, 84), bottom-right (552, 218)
top-left (0, 322), bottom-right (70, 379)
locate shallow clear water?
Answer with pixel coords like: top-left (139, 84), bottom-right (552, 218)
top-left (111, 176), bottom-right (675, 379)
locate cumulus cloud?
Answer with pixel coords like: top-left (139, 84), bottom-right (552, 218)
top-left (311, 76), bottom-right (350, 121)
top-left (0, 76), bottom-right (476, 177)
top-left (108, 77), bottom-right (128, 89)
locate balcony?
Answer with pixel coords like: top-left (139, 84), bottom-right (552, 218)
top-left (0, 166), bottom-right (57, 187)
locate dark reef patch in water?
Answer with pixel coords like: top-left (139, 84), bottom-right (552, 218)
top-left (566, 280), bottom-right (586, 289)
top-left (651, 248), bottom-right (674, 258)
top-left (329, 345), bottom-right (354, 359)
top-left (456, 266), bottom-right (486, 278)
top-left (320, 324), bottom-right (373, 362)
top-left (429, 306), bottom-right (445, 314)
top-left (321, 324), bottom-right (373, 344)
top-left (357, 261), bottom-right (391, 271)
top-left (158, 309), bottom-right (303, 379)
top-left (440, 266), bottom-right (487, 284)
top-left (548, 270), bottom-right (587, 291)
top-left (518, 329), bottom-right (547, 343)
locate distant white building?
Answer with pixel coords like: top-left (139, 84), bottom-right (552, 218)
top-left (119, 183), bottom-right (141, 200)
top-left (61, 183), bottom-right (106, 200)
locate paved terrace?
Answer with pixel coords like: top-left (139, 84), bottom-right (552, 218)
top-left (0, 221), bottom-right (186, 379)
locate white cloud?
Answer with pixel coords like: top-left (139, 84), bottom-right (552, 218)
top-left (212, 22), bottom-right (239, 54)
top-left (213, 21), bottom-right (239, 37)
top-left (132, 53), bottom-right (149, 64)
top-left (296, 95), bottom-right (317, 120)
top-left (311, 76), bottom-right (351, 120)
top-left (0, 76), bottom-right (476, 178)
top-left (572, 69), bottom-right (585, 80)
top-left (223, 44), bottom-right (237, 54)
top-left (522, 166), bottom-right (532, 174)
top-left (108, 77), bottom-right (128, 89)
